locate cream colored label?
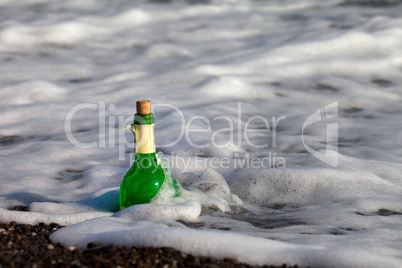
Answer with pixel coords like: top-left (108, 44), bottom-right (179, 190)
top-left (134, 124), bottom-right (155, 154)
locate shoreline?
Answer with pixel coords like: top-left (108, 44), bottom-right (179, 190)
top-left (0, 221), bottom-right (301, 268)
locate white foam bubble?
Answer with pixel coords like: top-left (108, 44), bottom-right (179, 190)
top-left (0, 80), bottom-right (66, 105)
top-left (49, 217), bottom-right (400, 267)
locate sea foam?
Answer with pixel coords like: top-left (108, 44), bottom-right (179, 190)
top-left (0, 0), bottom-right (402, 267)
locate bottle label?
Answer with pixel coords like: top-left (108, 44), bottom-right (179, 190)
top-left (134, 123), bottom-right (155, 154)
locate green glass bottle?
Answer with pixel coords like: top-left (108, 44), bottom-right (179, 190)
top-left (119, 100), bottom-right (170, 209)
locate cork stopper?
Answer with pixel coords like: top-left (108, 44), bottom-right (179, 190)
top-left (136, 100), bottom-right (151, 115)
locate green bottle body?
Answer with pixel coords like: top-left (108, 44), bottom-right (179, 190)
top-left (120, 153), bottom-right (165, 209)
top-left (119, 113), bottom-right (165, 209)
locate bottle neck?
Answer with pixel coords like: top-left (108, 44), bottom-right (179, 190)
top-left (134, 113), bottom-right (155, 155)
